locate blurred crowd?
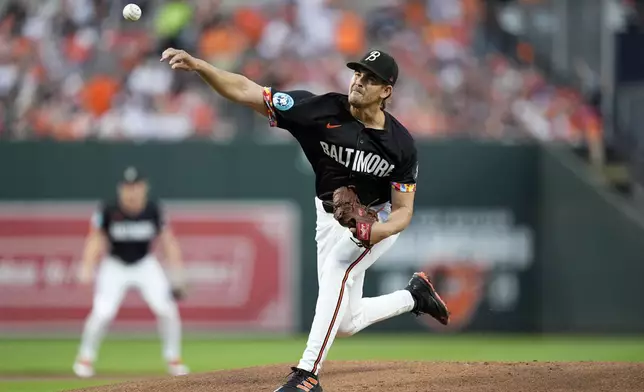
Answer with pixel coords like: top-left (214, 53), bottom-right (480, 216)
top-left (0, 0), bottom-right (602, 143)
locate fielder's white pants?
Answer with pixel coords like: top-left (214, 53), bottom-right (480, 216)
top-left (297, 198), bottom-right (416, 375)
top-left (77, 255), bottom-right (182, 362)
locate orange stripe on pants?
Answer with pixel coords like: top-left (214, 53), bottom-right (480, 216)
top-left (311, 248), bottom-right (370, 374)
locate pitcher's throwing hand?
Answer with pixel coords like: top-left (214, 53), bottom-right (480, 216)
top-left (160, 48), bottom-right (199, 71)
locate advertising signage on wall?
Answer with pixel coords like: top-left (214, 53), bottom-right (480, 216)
top-left (0, 201), bottom-right (299, 335)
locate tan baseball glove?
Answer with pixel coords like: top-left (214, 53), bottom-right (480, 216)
top-left (330, 186), bottom-right (379, 248)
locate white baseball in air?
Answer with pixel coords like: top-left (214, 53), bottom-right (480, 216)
top-left (123, 4), bottom-right (142, 21)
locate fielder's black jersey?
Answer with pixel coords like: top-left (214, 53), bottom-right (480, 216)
top-left (263, 87), bottom-right (418, 205)
top-left (92, 200), bottom-right (164, 264)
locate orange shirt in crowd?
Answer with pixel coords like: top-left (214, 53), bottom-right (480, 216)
top-left (335, 11), bottom-right (365, 56)
top-left (80, 75), bottom-right (120, 117)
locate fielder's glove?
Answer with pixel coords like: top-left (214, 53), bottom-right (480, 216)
top-left (169, 269), bottom-right (187, 301)
top-left (329, 186), bottom-right (379, 248)
top-left (170, 285), bottom-right (187, 301)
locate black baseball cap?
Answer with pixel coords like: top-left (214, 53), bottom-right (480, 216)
top-left (120, 166), bottom-right (146, 184)
top-left (347, 49), bottom-right (399, 86)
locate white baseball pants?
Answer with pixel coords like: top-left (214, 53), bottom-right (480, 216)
top-left (77, 255), bottom-right (182, 362)
top-left (297, 198), bottom-right (416, 375)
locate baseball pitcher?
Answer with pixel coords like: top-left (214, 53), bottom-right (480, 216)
top-left (161, 48), bottom-right (450, 391)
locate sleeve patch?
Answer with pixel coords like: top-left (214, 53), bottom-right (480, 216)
top-left (272, 92), bottom-right (294, 111)
top-left (392, 182), bottom-right (416, 193)
top-left (262, 87), bottom-right (278, 127)
top-left (91, 211), bottom-right (102, 228)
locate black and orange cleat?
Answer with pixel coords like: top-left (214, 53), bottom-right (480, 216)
top-left (405, 272), bottom-right (450, 325)
top-left (274, 367), bottom-right (323, 392)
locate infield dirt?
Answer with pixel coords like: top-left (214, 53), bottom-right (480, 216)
top-left (70, 360), bottom-right (644, 391)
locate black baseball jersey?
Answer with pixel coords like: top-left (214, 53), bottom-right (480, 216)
top-left (263, 87), bottom-right (418, 205)
top-left (92, 200), bottom-right (164, 264)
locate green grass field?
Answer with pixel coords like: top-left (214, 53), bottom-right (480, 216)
top-left (1, 334), bottom-right (644, 392)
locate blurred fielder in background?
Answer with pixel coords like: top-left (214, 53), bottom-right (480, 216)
top-left (73, 167), bottom-right (189, 378)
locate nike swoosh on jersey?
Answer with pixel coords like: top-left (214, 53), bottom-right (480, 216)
top-left (326, 123), bottom-right (342, 128)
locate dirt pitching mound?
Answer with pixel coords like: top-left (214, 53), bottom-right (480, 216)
top-left (71, 361), bottom-right (644, 392)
